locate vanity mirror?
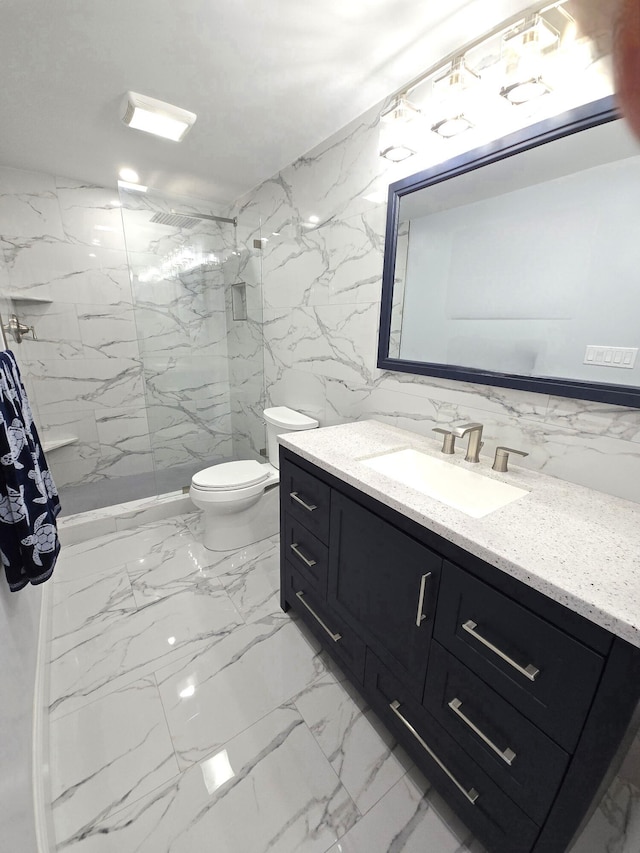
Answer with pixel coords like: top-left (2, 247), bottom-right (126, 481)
top-left (377, 95), bottom-right (640, 407)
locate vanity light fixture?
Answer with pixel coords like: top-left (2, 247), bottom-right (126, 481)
top-left (500, 15), bottom-right (559, 104)
top-left (379, 95), bottom-right (421, 161)
top-left (431, 115), bottom-right (474, 138)
top-left (121, 91), bottom-right (197, 142)
top-left (431, 58), bottom-right (479, 137)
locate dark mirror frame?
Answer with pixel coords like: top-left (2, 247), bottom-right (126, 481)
top-left (377, 94), bottom-right (640, 408)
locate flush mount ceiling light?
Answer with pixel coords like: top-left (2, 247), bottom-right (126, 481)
top-left (121, 91), bottom-right (197, 142)
top-left (379, 96), bottom-right (421, 161)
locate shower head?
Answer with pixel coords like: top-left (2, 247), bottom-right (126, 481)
top-left (149, 210), bottom-right (238, 228)
top-left (150, 212), bottom-right (199, 229)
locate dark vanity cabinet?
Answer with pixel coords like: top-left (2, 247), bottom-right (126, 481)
top-left (279, 448), bottom-right (640, 853)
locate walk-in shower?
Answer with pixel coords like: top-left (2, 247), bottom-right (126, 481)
top-left (0, 170), bottom-right (265, 516)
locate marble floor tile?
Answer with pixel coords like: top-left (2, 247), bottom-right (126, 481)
top-left (51, 564), bottom-right (136, 640)
top-left (293, 673), bottom-right (413, 815)
top-left (324, 767), bottom-right (484, 853)
top-left (50, 676), bottom-right (180, 846)
top-left (127, 540), bottom-right (224, 608)
top-left (571, 777), bottom-right (640, 853)
top-left (216, 534), bottom-right (282, 623)
top-left (58, 705), bottom-right (359, 853)
top-left (56, 516), bottom-right (193, 580)
top-left (49, 587), bottom-right (243, 721)
top-left (155, 615), bottom-right (328, 769)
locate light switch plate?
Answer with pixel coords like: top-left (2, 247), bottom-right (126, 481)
top-left (584, 345), bottom-right (638, 369)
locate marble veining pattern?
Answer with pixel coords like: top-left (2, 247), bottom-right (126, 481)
top-left (46, 508), bottom-right (489, 853)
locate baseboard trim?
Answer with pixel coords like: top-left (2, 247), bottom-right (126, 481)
top-left (32, 580), bottom-right (55, 853)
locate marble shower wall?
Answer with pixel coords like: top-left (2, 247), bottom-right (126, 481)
top-left (0, 166), bottom-right (148, 494)
top-left (232, 100), bottom-right (640, 504)
top-left (0, 166), bottom-right (257, 503)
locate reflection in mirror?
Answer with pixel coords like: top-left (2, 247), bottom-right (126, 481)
top-left (380, 96), bottom-right (640, 407)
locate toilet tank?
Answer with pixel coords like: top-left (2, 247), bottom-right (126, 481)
top-left (263, 407), bottom-right (319, 469)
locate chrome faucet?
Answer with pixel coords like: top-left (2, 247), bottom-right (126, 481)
top-left (452, 422), bottom-right (484, 463)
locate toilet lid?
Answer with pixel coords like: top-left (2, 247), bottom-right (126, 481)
top-left (192, 460), bottom-right (270, 491)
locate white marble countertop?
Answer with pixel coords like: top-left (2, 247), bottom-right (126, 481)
top-left (279, 419), bottom-right (640, 648)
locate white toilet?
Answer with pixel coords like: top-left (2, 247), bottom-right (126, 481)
top-left (189, 406), bottom-right (319, 551)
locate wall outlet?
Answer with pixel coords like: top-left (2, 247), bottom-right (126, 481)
top-left (259, 447), bottom-right (267, 457)
top-left (584, 345), bottom-right (638, 369)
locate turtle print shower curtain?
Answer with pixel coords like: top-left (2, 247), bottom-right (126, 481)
top-left (0, 351), bottom-right (61, 591)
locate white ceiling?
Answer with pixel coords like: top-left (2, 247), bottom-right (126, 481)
top-left (0, 0), bottom-right (533, 204)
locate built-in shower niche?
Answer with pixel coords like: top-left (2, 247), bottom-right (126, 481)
top-left (231, 283), bottom-right (247, 321)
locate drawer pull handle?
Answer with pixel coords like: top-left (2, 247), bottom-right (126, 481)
top-left (290, 491), bottom-right (317, 512)
top-left (290, 543), bottom-right (316, 568)
top-left (448, 698), bottom-right (517, 766)
top-left (462, 620), bottom-right (540, 682)
top-left (295, 591), bottom-right (342, 643)
top-left (390, 700), bottom-right (479, 805)
top-left (415, 572), bottom-right (432, 627)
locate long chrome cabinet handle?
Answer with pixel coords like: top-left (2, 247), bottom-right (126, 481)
top-left (290, 491), bottom-right (317, 512)
top-left (415, 572), bottom-right (432, 627)
top-left (295, 591), bottom-right (341, 643)
top-left (390, 700), bottom-right (479, 805)
top-left (290, 543), bottom-right (316, 568)
top-left (448, 698), bottom-right (516, 766)
top-left (462, 620), bottom-right (540, 682)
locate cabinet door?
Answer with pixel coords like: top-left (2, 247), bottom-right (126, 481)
top-left (328, 492), bottom-right (441, 699)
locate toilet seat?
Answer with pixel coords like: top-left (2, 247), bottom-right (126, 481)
top-left (192, 460), bottom-right (270, 492)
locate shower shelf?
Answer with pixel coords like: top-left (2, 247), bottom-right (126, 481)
top-left (1, 292), bottom-right (53, 304)
top-left (42, 436), bottom-right (78, 453)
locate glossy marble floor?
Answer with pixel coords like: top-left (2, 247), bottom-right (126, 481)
top-left (47, 509), bottom-right (486, 853)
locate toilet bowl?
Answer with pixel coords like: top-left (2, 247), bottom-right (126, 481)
top-left (189, 406), bottom-right (318, 551)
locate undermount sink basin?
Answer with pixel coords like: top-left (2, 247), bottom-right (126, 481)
top-left (361, 448), bottom-right (529, 518)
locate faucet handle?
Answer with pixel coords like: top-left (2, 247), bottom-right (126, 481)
top-left (432, 427), bottom-right (456, 455)
top-left (492, 446), bottom-right (529, 473)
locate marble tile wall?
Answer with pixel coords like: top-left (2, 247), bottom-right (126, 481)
top-left (0, 167), bottom-right (262, 507)
top-left (0, 167), bottom-right (148, 497)
top-left (231, 100), bottom-right (640, 504)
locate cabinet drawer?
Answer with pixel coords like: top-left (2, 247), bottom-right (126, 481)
top-left (435, 562), bottom-right (604, 752)
top-left (364, 649), bottom-right (539, 853)
top-left (281, 461), bottom-right (330, 543)
top-left (283, 514), bottom-right (328, 598)
top-left (424, 642), bottom-right (569, 826)
top-left (284, 562), bottom-right (365, 683)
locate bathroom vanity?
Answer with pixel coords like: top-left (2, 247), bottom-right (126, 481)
top-left (278, 420), bottom-right (640, 853)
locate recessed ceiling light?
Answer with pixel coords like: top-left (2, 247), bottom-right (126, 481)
top-left (121, 91), bottom-right (197, 142)
top-left (119, 167), bottom-right (139, 183)
top-left (308, 215), bottom-right (320, 224)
